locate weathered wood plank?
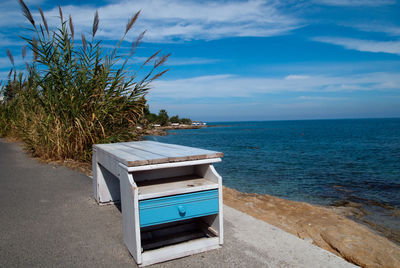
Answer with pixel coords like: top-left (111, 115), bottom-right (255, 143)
top-left (95, 141), bottom-right (223, 167)
top-left (96, 141), bottom-right (223, 167)
top-left (140, 237), bottom-right (220, 267)
top-left (139, 141), bottom-right (224, 159)
top-left (125, 141), bottom-right (222, 163)
top-left (137, 175), bottom-right (218, 200)
top-left (127, 158), bottom-right (221, 172)
top-left (95, 144), bottom-right (146, 166)
top-left (119, 164), bottom-right (142, 264)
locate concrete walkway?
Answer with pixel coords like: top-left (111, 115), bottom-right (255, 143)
top-left (0, 139), bottom-right (356, 267)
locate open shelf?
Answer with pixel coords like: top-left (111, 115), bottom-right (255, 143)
top-left (141, 219), bottom-right (212, 251)
top-left (137, 175), bottom-right (218, 200)
top-left (140, 219), bottom-right (219, 267)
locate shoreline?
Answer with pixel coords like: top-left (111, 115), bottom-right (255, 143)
top-left (143, 124), bottom-right (223, 136)
top-left (0, 138), bottom-right (357, 268)
top-left (4, 137), bottom-right (400, 267)
top-left (223, 187), bottom-right (400, 267)
top-left (146, 127), bottom-right (400, 246)
top-left (43, 155), bottom-right (400, 268)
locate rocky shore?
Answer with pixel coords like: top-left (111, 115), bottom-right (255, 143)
top-left (223, 186), bottom-right (400, 268)
top-left (143, 124), bottom-right (208, 136)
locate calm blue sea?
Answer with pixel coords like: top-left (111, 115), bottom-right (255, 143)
top-left (146, 118), bottom-right (400, 232)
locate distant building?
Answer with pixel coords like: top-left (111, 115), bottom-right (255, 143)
top-left (192, 121), bottom-right (206, 126)
top-left (152, 124), bottom-right (161, 127)
top-left (171, 123), bottom-right (179, 126)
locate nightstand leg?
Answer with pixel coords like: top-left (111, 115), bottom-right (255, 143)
top-left (119, 164), bottom-right (142, 264)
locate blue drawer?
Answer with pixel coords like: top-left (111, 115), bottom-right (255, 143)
top-left (139, 190), bottom-right (219, 227)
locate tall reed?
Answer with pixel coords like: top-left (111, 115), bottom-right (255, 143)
top-left (0, 0), bottom-right (169, 161)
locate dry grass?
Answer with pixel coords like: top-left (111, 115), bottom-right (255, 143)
top-left (0, 1), bottom-right (169, 162)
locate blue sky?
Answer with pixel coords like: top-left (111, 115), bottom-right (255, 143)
top-left (1, 0), bottom-right (400, 121)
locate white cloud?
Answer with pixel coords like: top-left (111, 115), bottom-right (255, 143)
top-left (165, 57), bottom-right (220, 66)
top-left (297, 96), bottom-right (347, 100)
top-left (285, 74), bottom-right (310, 80)
top-left (27, 0), bottom-right (302, 43)
top-left (149, 72), bottom-right (400, 99)
top-left (128, 56), bottom-right (219, 66)
top-left (313, 37), bottom-right (400, 55)
top-left (351, 24), bottom-right (400, 37)
top-left (0, 56), bottom-right (27, 69)
top-left (314, 0), bottom-right (395, 6)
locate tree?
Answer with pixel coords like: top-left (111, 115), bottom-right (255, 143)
top-left (157, 109), bottom-right (169, 126)
top-left (143, 104), bottom-right (158, 123)
top-left (170, 115), bottom-right (179, 123)
top-left (180, 118), bottom-right (192, 125)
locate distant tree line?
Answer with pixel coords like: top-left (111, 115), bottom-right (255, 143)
top-left (144, 106), bottom-right (192, 126)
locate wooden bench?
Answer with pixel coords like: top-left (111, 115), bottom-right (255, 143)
top-left (92, 141), bottom-right (224, 266)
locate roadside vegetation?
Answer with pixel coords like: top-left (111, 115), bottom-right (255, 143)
top-left (144, 106), bottom-right (192, 126)
top-left (0, 0), bottom-right (169, 161)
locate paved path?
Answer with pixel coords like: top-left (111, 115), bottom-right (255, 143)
top-left (0, 139), bottom-right (357, 267)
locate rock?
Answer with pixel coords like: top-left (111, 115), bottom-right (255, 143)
top-left (223, 186), bottom-right (400, 268)
top-left (321, 226), bottom-right (400, 268)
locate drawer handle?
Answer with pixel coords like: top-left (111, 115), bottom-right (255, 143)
top-left (178, 205), bottom-right (186, 216)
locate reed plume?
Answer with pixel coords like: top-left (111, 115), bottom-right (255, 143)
top-left (22, 46), bottom-right (26, 59)
top-left (125, 10), bottom-right (141, 35)
top-left (69, 15), bottom-right (74, 38)
top-left (38, 6), bottom-right (49, 35)
top-left (92, 11), bottom-right (99, 37)
top-left (6, 49), bottom-right (14, 66)
top-left (0, 2), bottom-right (169, 161)
top-left (58, 5), bottom-right (63, 22)
top-left (81, 33), bottom-right (87, 51)
top-left (18, 0), bottom-right (35, 27)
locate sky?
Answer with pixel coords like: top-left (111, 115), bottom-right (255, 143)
top-left (0, 0), bottom-right (400, 121)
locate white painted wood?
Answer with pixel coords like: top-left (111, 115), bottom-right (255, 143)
top-left (126, 158), bottom-right (221, 172)
top-left (195, 165), bottom-right (224, 245)
top-left (213, 165), bottom-right (224, 245)
top-left (124, 141), bottom-right (216, 163)
top-left (98, 164), bottom-right (121, 203)
top-left (140, 237), bottom-right (220, 267)
top-left (93, 141), bottom-right (224, 265)
top-left (93, 148), bottom-right (121, 204)
top-left (119, 163), bottom-right (142, 264)
top-left (133, 165), bottom-right (194, 182)
top-left (96, 141), bottom-right (223, 167)
top-left (95, 148), bottom-right (121, 178)
top-left (93, 148), bottom-right (99, 202)
top-left (139, 141), bottom-right (222, 158)
top-left (97, 144), bottom-right (148, 167)
top-left (137, 175), bottom-right (219, 200)
top-left (111, 144), bottom-right (168, 165)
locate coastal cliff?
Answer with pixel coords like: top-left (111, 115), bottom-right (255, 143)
top-left (223, 187), bottom-right (400, 268)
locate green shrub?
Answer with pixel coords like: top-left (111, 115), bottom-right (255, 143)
top-left (0, 1), bottom-right (169, 161)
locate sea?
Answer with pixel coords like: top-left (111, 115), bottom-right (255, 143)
top-left (146, 118), bottom-right (400, 240)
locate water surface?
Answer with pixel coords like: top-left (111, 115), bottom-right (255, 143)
top-left (146, 118), bottom-right (400, 235)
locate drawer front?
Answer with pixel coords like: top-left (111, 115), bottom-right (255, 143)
top-left (139, 189), bottom-right (219, 227)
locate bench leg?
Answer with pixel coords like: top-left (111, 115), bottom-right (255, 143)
top-left (119, 164), bottom-right (142, 264)
top-left (93, 149), bottom-right (121, 204)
